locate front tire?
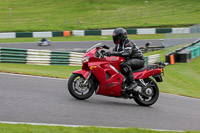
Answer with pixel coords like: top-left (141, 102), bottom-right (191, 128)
top-left (134, 79), bottom-right (159, 106)
top-left (68, 73), bottom-right (94, 100)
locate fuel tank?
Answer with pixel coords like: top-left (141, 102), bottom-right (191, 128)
top-left (105, 56), bottom-right (125, 71)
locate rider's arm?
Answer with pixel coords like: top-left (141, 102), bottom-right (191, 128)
top-left (113, 44), bottom-right (118, 52)
top-left (113, 42), bottom-right (133, 57)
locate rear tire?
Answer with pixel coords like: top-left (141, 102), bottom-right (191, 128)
top-left (134, 79), bottom-right (159, 106)
top-left (68, 73), bottom-right (94, 100)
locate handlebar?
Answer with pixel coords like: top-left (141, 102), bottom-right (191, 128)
top-left (96, 50), bottom-right (106, 58)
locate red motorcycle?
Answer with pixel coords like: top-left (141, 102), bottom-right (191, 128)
top-left (68, 43), bottom-right (167, 106)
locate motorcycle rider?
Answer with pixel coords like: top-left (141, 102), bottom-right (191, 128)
top-left (39, 38), bottom-right (51, 46)
top-left (41, 38), bottom-right (47, 42)
top-left (106, 28), bottom-right (144, 92)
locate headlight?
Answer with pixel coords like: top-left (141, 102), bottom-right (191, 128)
top-left (82, 56), bottom-right (90, 63)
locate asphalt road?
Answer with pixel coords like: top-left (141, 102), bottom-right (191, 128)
top-left (0, 72), bottom-right (200, 131)
top-left (0, 39), bottom-right (162, 51)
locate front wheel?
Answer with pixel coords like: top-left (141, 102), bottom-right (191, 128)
top-left (68, 73), bottom-right (94, 100)
top-left (134, 79), bottom-right (159, 106)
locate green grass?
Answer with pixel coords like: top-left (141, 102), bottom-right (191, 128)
top-left (146, 50), bottom-right (200, 98)
top-left (145, 50), bottom-right (200, 98)
top-left (0, 63), bottom-right (80, 79)
top-left (158, 57), bottom-right (200, 98)
top-left (0, 34), bottom-right (165, 43)
top-left (0, 123), bottom-right (199, 133)
top-left (0, 0), bottom-right (199, 32)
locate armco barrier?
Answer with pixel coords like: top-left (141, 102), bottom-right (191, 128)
top-left (0, 47), bottom-right (27, 63)
top-left (144, 54), bottom-right (160, 65)
top-left (0, 28), bottom-right (190, 38)
top-left (0, 47), bottom-right (160, 66)
top-left (0, 47), bottom-right (83, 66)
top-left (137, 28), bottom-right (156, 34)
top-left (26, 49), bottom-right (51, 65)
top-left (0, 32), bottom-right (15, 38)
top-left (33, 32), bottom-right (52, 38)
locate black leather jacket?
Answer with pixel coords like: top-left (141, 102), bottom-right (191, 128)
top-left (113, 38), bottom-right (144, 60)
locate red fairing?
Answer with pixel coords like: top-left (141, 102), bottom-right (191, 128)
top-left (105, 56), bottom-right (125, 71)
top-left (134, 68), bottom-right (161, 79)
top-left (73, 70), bottom-right (90, 79)
top-left (84, 48), bottom-right (97, 58)
top-left (88, 57), bottom-right (124, 96)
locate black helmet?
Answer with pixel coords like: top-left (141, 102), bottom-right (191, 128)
top-left (112, 28), bottom-right (127, 45)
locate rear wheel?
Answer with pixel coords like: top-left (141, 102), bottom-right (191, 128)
top-left (134, 79), bottom-right (159, 106)
top-left (68, 73), bottom-right (94, 100)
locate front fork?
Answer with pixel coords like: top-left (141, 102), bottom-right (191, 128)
top-left (82, 71), bottom-right (92, 87)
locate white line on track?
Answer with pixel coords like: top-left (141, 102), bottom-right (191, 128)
top-left (0, 72), bottom-right (66, 81)
top-left (0, 121), bottom-right (184, 132)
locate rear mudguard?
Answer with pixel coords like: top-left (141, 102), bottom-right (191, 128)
top-left (73, 70), bottom-right (90, 79)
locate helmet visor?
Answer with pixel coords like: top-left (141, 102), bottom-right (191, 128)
top-left (113, 35), bottom-right (120, 44)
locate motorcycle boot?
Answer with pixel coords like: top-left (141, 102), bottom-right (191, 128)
top-left (126, 71), bottom-right (137, 92)
top-left (120, 62), bottom-right (137, 92)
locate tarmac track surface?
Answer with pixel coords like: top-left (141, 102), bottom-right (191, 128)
top-left (0, 39), bottom-right (162, 51)
top-left (0, 73), bottom-right (200, 131)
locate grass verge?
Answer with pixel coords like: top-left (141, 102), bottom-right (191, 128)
top-left (0, 123), bottom-right (199, 133)
top-left (0, 0), bottom-right (199, 32)
top-left (0, 63), bottom-right (80, 79)
top-left (158, 57), bottom-right (200, 98)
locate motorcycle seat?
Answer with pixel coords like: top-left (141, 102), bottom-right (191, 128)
top-left (132, 65), bottom-right (147, 73)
